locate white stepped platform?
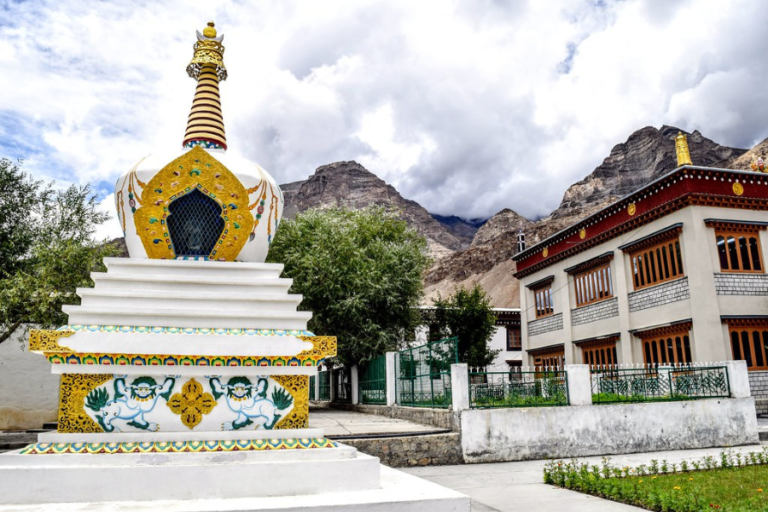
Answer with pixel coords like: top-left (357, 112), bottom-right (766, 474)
top-left (64, 305), bottom-right (311, 330)
top-left (89, 274), bottom-right (293, 294)
top-left (0, 444), bottom-right (470, 511)
top-left (104, 258), bottom-right (285, 279)
top-left (0, 466), bottom-right (469, 511)
top-left (78, 289), bottom-right (303, 311)
top-left (0, 444), bottom-right (377, 505)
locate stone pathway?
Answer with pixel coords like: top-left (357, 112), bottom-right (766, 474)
top-left (309, 408), bottom-right (442, 437)
top-left (403, 442), bottom-right (768, 512)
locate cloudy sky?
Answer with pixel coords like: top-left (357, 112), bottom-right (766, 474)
top-left (2, 0), bottom-right (767, 239)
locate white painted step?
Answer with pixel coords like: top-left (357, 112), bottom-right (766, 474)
top-left (77, 288), bottom-right (303, 312)
top-left (63, 305), bottom-right (312, 330)
top-left (103, 257), bottom-right (285, 279)
top-left (90, 273), bottom-right (293, 294)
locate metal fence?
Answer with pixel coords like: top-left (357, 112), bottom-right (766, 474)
top-left (591, 364), bottom-right (730, 404)
top-left (309, 375), bottom-right (316, 401)
top-left (318, 370), bottom-right (331, 401)
top-left (469, 366), bottom-right (569, 408)
top-left (359, 355), bottom-right (387, 404)
top-left (396, 338), bottom-right (458, 408)
top-left (333, 367), bottom-right (351, 403)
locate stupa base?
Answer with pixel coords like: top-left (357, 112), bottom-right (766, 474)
top-left (0, 442), bottom-right (468, 511)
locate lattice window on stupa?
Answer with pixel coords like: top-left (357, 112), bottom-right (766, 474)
top-left (167, 189), bottom-right (225, 257)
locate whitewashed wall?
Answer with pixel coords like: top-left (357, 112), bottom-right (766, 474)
top-left (0, 326), bottom-right (59, 430)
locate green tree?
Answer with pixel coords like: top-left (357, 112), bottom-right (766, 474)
top-left (267, 206), bottom-right (431, 367)
top-left (429, 284), bottom-right (499, 367)
top-left (0, 159), bottom-right (120, 344)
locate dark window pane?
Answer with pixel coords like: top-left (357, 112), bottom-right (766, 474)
top-left (684, 335), bottom-right (692, 363)
top-left (612, 346), bottom-right (617, 365)
top-left (649, 250), bottom-right (658, 283)
top-left (659, 339), bottom-right (667, 364)
top-left (728, 236), bottom-right (740, 270)
top-left (763, 331), bottom-right (768, 364)
top-left (749, 236), bottom-right (762, 271)
top-left (739, 236), bottom-right (752, 271)
top-left (661, 246), bottom-right (670, 279)
top-left (716, 236), bottom-right (729, 270)
top-left (731, 331), bottom-right (742, 360)
top-left (669, 242), bottom-right (678, 275)
top-left (676, 336), bottom-right (684, 363)
top-left (741, 331), bottom-right (753, 368)
top-left (645, 341), bottom-right (652, 365)
top-left (675, 241), bottom-right (684, 275)
top-left (644, 252), bottom-right (652, 285)
top-left (667, 338), bottom-right (675, 363)
top-left (754, 331), bottom-right (765, 368)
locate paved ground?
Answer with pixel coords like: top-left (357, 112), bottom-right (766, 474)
top-left (309, 408), bottom-right (442, 437)
top-left (403, 442), bottom-right (768, 512)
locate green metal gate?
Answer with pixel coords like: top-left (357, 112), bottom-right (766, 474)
top-left (359, 355), bottom-right (387, 404)
top-left (318, 370), bottom-right (331, 401)
top-left (309, 375), bottom-right (316, 401)
top-left (396, 337), bottom-right (457, 408)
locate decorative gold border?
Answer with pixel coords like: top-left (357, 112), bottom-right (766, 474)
top-left (29, 330), bottom-right (75, 353)
top-left (57, 374), bottom-right (113, 433)
top-left (133, 146), bottom-right (254, 261)
top-left (272, 375), bottom-right (308, 430)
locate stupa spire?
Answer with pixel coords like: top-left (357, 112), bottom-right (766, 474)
top-left (675, 131), bottom-right (692, 167)
top-left (183, 21), bottom-right (228, 151)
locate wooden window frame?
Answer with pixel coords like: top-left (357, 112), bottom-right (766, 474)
top-left (713, 229), bottom-right (764, 274)
top-left (636, 323), bottom-right (692, 366)
top-left (506, 328), bottom-right (522, 351)
top-left (577, 338), bottom-right (618, 368)
top-left (533, 285), bottom-right (554, 319)
top-left (574, 263), bottom-right (614, 307)
top-left (629, 237), bottom-right (685, 291)
top-left (530, 346), bottom-right (565, 369)
top-left (726, 320), bottom-right (768, 371)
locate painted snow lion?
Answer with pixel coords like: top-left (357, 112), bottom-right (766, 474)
top-left (85, 375), bottom-right (177, 432)
top-left (208, 376), bottom-right (293, 430)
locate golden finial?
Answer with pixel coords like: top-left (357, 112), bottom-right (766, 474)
top-left (187, 22), bottom-right (227, 81)
top-left (675, 132), bottom-right (692, 167)
top-left (203, 21), bottom-right (217, 38)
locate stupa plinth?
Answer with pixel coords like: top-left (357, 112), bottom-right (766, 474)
top-left (0, 22), bottom-right (468, 511)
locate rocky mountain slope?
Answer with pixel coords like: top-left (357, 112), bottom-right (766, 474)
top-left (280, 161), bottom-right (470, 259)
top-left (424, 126), bottom-right (750, 307)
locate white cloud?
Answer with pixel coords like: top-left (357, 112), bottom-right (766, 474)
top-left (2, 0), bottom-right (767, 241)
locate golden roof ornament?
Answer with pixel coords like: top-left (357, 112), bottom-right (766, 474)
top-left (675, 132), bottom-right (692, 167)
top-left (187, 21), bottom-right (227, 81)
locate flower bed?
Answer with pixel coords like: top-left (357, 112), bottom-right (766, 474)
top-left (544, 448), bottom-right (768, 511)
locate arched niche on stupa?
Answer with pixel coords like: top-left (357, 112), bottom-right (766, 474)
top-left (132, 146), bottom-right (254, 261)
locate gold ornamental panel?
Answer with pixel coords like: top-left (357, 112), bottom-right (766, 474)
top-left (733, 182), bottom-right (744, 196)
top-left (57, 374), bottom-right (113, 433)
top-left (272, 375), bottom-right (309, 430)
top-left (28, 330), bottom-right (75, 353)
top-left (167, 378), bottom-right (217, 429)
top-left (296, 336), bottom-right (337, 360)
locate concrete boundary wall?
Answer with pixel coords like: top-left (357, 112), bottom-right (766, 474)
top-left (460, 397), bottom-right (759, 463)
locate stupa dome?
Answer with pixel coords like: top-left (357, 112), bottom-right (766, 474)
top-left (114, 23), bottom-right (283, 262)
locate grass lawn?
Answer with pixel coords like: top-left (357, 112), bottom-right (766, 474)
top-left (545, 449), bottom-right (768, 511)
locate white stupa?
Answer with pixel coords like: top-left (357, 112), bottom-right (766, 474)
top-left (0, 21), bottom-right (468, 512)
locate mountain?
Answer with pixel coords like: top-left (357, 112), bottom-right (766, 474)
top-left (431, 214), bottom-right (487, 247)
top-left (280, 161), bottom-right (469, 259)
top-left (425, 126), bottom-right (749, 307)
